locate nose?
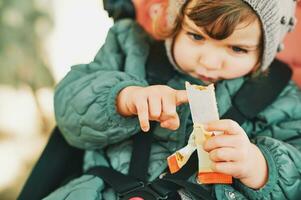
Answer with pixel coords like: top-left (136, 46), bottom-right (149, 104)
top-left (198, 50), bottom-right (222, 71)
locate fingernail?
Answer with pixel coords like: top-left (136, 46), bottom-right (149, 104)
top-left (142, 126), bottom-right (149, 132)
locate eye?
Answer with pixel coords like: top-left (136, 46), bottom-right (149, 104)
top-left (187, 32), bottom-right (204, 41)
top-left (232, 46), bottom-right (248, 54)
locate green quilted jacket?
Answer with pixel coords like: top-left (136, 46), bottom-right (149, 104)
top-left (45, 19), bottom-right (301, 200)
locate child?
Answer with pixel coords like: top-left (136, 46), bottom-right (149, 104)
top-left (45, 0), bottom-right (301, 199)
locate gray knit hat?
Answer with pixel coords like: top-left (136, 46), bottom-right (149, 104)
top-left (165, 0), bottom-right (298, 71)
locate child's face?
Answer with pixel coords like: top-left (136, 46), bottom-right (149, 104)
top-left (173, 15), bottom-right (262, 84)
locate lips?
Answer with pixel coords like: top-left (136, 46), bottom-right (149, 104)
top-left (198, 75), bottom-right (215, 83)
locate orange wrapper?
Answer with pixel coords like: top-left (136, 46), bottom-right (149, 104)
top-left (167, 154), bottom-right (180, 174)
top-left (197, 172), bottom-right (233, 184)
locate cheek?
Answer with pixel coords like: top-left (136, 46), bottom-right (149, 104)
top-left (173, 38), bottom-right (192, 68)
top-left (224, 56), bottom-right (258, 78)
top-left (173, 36), bottom-right (201, 71)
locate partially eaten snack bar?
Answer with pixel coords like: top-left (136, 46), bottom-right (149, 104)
top-left (167, 82), bottom-right (232, 184)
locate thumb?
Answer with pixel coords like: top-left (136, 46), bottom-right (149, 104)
top-left (175, 90), bottom-right (188, 106)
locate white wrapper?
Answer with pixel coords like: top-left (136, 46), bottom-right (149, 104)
top-left (185, 82), bottom-right (219, 124)
top-left (167, 82), bottom-right (223, 174)
top-left (186, 82), bottom-right (222, 172)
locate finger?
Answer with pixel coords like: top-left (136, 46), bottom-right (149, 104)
top-left (161, 95), bottom-right (177, 119)
top-left (175, 90), bottom-right (188, 106)
top-left (204, 119), bottom-right (246, 136)
top-left (203, 134), bottom-right (240, 151)
top-left (208, 147), bottom-right (238, 162)
top-left (161, 96), bottom-right (179, 130)
top-left (160, 115), bottom-right (180, 130)
top-left (135, 97), bottom-right (150, 132)
top-left (148, 95), bottom-right (162, 121)
top-left (211, 161), bottom-right (241, 177)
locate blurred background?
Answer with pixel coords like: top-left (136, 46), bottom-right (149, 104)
top-left (0, 0), bottom-right (112, 199)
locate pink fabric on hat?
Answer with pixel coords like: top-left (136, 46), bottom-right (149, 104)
top-left (132, 0), bottom-right (168, 39)
top-left (277, 2), bottom-right (301, 87)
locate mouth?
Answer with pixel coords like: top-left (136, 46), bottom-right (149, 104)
top-left (197, 75), bottom-right (216, 83)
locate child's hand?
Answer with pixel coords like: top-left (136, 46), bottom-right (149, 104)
top-left (116, 85), bottom-right (188, 132)
top-left (203, 119), bottom-right (268, 189)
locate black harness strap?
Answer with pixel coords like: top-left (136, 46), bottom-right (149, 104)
top-left (86, 42), bottom-right (292, 200)
top-left (128, 131), bottom-right (153, 181)
top-left (87, 151), bottom-right (211, 200)
top-left (222, 59), bottom-right (292, 124)
top-left (87, 166), bottom-right (144, 196)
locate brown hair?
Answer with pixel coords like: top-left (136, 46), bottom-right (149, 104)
top-left (155, 0), bottom-right (259, 40)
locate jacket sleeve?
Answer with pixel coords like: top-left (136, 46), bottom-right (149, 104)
top-left (54, 19), bottom-right (151, 150)
top-left (234, 81), bottom-right (301, 199)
